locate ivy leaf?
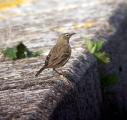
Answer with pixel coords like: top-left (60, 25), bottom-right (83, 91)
top-left (31, 51), bottom-right (42, 57)
top-left (4, 48), bottom-right (17, 60)
top-left (16, 42), bottom-right (42, 59)
top-left (101, 74), bottom-right (119, 87)
top-left (85, 39), bottom-right (110, 64)
top-left (95, 40), bottom-right (105, 52)
top-left (3, 42), bottom-right (42, 60)
top-left (91, 43), bottom-right (97, 53)
top-left (16, 42), bottom-right (28, 59)
top-left (85, 39), bottom-right (105, 53)
top-left (94, 52), bottom-right (110, 64)
top-left (85, 39), bottom-right (95, 53)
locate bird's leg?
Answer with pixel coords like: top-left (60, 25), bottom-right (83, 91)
top-left (53, 68), bottom-right (63, 75)
top-left (53, 68), bottom-right (71, 84)
top-left (53, 68), bottom-right (68, 78)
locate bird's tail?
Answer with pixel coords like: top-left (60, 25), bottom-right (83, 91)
top-left (35, 66), bottom-right (46, 77)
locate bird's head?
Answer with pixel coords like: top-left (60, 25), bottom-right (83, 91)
top-left (58, 33), bottom-right (76, 43)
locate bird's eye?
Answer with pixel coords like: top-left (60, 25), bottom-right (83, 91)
top-left (65, 33), bottom-right (69, 37)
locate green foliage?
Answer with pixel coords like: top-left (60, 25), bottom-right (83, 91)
top-left (16, 42), bottom-right (28, 59)
top-left (30, 51), bottom-right (42, 57)
top-left (85, 39), bottom-right (110, 64)
top-left (94, 52), bottom-right (110, 64)
top-left (4, 48), bottom-right (17, 60)
top-left (101, 74), bottom-right (119, 87)
top-left (84, 38), bottom-right (119, 87)
top-left (3, 42), bottom-right (42, 60)
top-left (85, 39), bottom-right (105, 53)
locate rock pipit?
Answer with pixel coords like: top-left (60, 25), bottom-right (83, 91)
top-left (35, 33), bottom-right (75, 77)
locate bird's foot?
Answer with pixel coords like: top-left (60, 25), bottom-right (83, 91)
top-left (53, 68), bottom-right (68, 76)
top-left (53, 68), bottom-right (63, 75)
top-left (53, 69), bottom-right (71, 84)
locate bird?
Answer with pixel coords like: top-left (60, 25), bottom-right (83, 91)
top-left (35, 32), bottom-right (75, 77)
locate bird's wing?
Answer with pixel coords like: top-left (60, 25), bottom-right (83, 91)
top-left (45, 44), bottom-right (71, 68)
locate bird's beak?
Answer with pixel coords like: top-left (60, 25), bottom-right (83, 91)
top-left (70, 33), bottom-right (76, 36)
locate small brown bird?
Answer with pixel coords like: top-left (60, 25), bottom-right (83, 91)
top-left (35, 33), bottom-right (75, 77)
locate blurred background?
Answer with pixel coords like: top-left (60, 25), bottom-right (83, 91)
top-left (0, 0), bottom-right (114, 51)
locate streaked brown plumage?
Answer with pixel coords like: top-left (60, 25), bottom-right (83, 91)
top-left (35, 33), bottom-right (75, 77)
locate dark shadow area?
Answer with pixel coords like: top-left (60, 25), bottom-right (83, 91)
top-left (49, 86), bottom-right (80, 120)
top-left (49, 60), bottom-right (102, 120)
top-left (98, 3), bottom-right (127, 120)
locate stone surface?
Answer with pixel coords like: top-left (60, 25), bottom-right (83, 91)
top-left (0, 0), bottom-right (127, 120)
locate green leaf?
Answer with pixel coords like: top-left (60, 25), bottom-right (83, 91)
top-left (91, 43), bottom-right (97, 53)
top-left (31, 51), bottom-right (42, 57)
top-left (16, 42), bottom-right (41, 59)
top-left (85, 39), bottom-right (95, 53)
top-left (84, 38), bottom-right (110, 64)
top-left (4, 48), bottom-right (17, 60)
top-left (95, 40), bottom-right (105, 52)
top-left (94, 52), bottom-right (110, 64)
top-left (101, 74), bottom-right (119, 87)
top-left (85, 39), bottom-right (105, 53)
top-left (3, 42), bottom-right (42, 60)
top-left (27, 51), bottom-right (42, 57)
top-left (16, 42), bottom-right (28, 59)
